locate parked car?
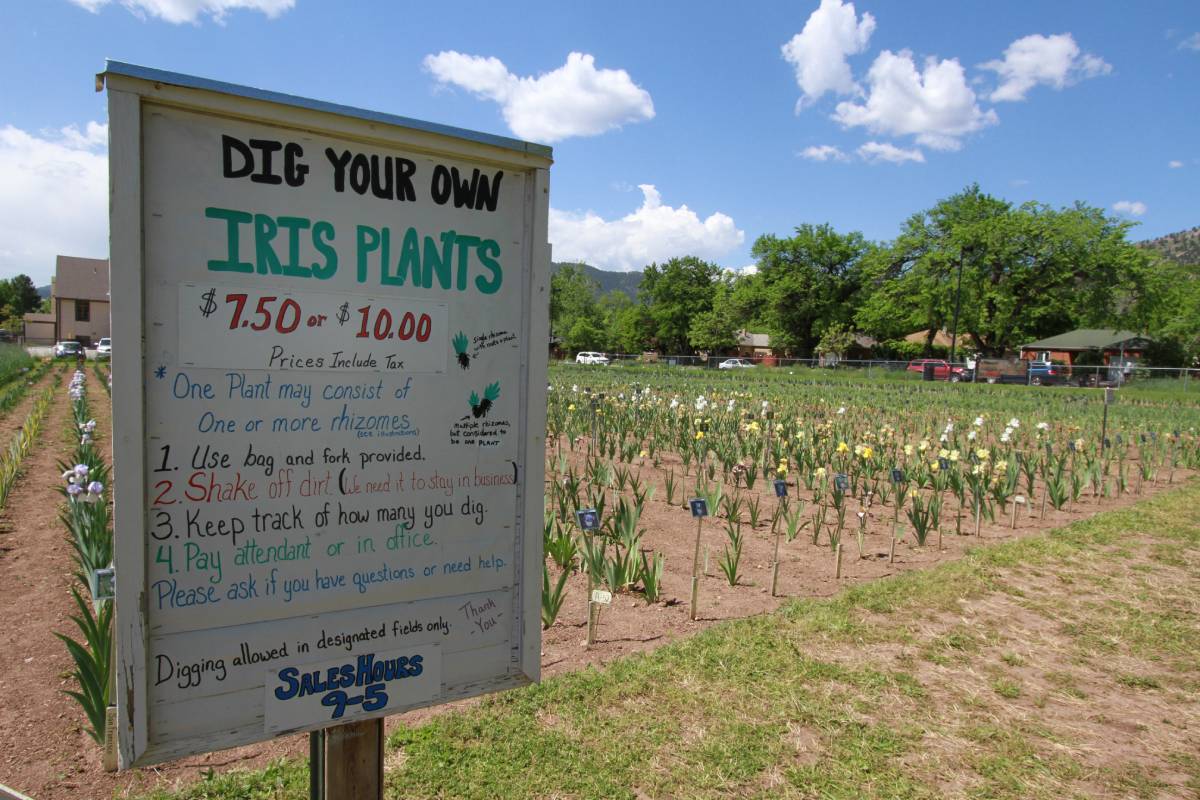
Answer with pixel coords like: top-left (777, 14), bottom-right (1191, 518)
top-left (976, 358), bottom-right (1063, 385)
top-left (54, 341), bottom-right (83, 358)
top-left (96, 337), bottom-right (112, 358)
top-left (905, 358), bottom-right (966, 382)
top-left (575, 351), bottom-right (609, 365)
top-left (717, 358), bottom-right (755, 369)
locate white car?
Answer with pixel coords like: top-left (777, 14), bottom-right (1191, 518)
top-left (718, 358), bottom-right (754, 369)
top-left (575, 351), bottom-right (609, 365)
top-left (96, 337), bottom-right (112, 358)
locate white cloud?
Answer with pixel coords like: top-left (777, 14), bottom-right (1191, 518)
top-left (981, 33), bottom-right (1111, 102)
top-left (781, 0), bottom-right (875, 111)
top-left (1180, 33), bottom-right (1200, 51)
top-left (1112, 200), bottom-right (1147, 217)
top-left (549, 185), bottom-right (744, 272)
top-left (69, 0), bottom-right (293, 23)
top-left (799, 144), bottom-right (849, 162)
top-left (1169, 160), bottom-right (1184, 168)
top-left (833, 50), bottom-right (997, 150)
top-left (856, 141), bottom-right (924, 164)
top-left (423, 51), bottom-right (654, 143)
top-left (0, 123), bottom-right (109, 284)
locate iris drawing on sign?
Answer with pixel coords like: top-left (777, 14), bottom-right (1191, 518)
top-left (689, 498), bottom-right (709, 518)
top-left (890, 468), bottom-right (904, 485)
top-left (452, 331), bottom-right (470, 370)
top-left (833, 474), bottom-right (849, 493)
top-left (468, 382), bottom-right (500, 418)
top-left (939, 457), bottom-right (951, 471)
top-left (773, 479), bottom-right (788, 498)
top-left (575, 508), bottom-right (600, 531)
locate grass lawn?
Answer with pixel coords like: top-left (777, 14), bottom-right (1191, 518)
top-left (137, 479), bottom-right (1200, 799)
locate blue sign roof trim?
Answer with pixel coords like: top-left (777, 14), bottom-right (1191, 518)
top-left (98, 60), bottom-right (553, 161)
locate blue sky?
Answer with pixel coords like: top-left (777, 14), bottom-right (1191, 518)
top-left (2, 0), bottom-right (1198, 285)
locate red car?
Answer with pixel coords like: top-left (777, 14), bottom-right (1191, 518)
top-left (906, 358), bottom-right (966, 382)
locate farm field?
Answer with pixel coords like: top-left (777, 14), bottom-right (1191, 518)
top-left (0, 358), bottom-right (1198, 798)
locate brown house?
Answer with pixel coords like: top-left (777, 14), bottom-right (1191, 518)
top-left (22, 312), bottom-right (56, 346)
top-left (1019, 329), bottom-right (1151, 366)
top-left (53, 256), bottom-right (110, 346)
top-left (735, 331), bottom-right (773, 358)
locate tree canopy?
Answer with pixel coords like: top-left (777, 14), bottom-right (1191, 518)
top-left (546, 186), bottom-right (1192, 364)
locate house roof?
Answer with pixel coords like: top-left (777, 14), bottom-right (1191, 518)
top-left (55, 256), bottom-right (109, 301)
top-left (736, 330), bottom-right (771, 348)
top-left (903, 329), bottom-right (954, 347)
top-left (1020, 329), bottom-right (1150, 351)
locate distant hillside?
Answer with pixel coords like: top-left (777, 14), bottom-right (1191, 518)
top-left (551, 261), bottom-right (642, 299)
top-left (37, 285), bottom-right (50, 299)
top-left (1140, 226), bottom-right (1200, 265)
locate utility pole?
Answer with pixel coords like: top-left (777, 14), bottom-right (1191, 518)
top-left (949, 245), bottom-right (968, 367)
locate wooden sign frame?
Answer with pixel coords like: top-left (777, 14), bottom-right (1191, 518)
top-left (102, 62), bottom-right (551, 767)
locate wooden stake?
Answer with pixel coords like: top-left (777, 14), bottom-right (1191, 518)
top-left (974, 499), bottom-right (982, 537)
top-left (586, 569), bottom-right (596, 647)
top-left (834, 543), bottom-right (844, 579)
top-left (102, 706), bottom-right (118, 772)
top-left (690, 516), bottom-right (703, 621)
top-left (324, 718), bottom-right (384, 800)
top-left (888, 536), bottom-right (896, 564)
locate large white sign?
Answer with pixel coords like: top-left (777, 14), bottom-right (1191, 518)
top-left (104, 62), bottom-right (551, 767)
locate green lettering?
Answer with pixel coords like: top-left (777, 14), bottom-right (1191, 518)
top-left (393, 226), bottom-right (420, 287)
top-left (475, 239), bottom-right (502, 294)
top-left (356, 225), bottom-right (380, 283)
top-left (277, 216), bottom-right (312, 278)
top-left (253, 214), bottom-right (283, 275)
top-left (205, 207), bottom-right (253, 273)
top-left (311, 221), bottom-right (337, 280)
top-left (455, 234), bottom-right (480, 291)
top-left (423, 230), bottom-right (454, 290)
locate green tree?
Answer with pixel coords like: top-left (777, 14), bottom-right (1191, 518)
top-left (562, 317), bottom-right (605, 353)
top-left (549, 264), bottom-right (602, 350)
top-left (687, 283), bottom-right (739, 353)
top-left (815, 322), bottom-right (857, 358)
top-left (749, 223), bottom-right (870, 356)
top-left (8, 275), bottom-right (41, 316)
top-left (608, 303), bottom-right (655, 354)
top-left (855, 185), bottom-right (1156, 356)
top-left (639, 256), bottom-right (721, 354)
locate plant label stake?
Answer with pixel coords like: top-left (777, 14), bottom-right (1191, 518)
top-left (763, 405), bottom-right (774, 476)
top-left (835, 542), bottom-right (844, 579)
top-left (689, 498), bottom-right (709, 620)
top-left (889, 468), bottom-right (903, 546)
top-left (576, 508), bottom-right (601, 647)
top-left (771, 479), bottom-right (787, 596)
top-left (1011, 496), bottom-right (1024, 529)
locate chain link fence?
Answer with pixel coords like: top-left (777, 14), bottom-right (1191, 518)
top-left (560, 352), bottom-right (1199, 390)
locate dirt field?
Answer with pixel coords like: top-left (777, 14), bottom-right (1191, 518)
top-left (0, 376), bottom-right (1192, 799)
